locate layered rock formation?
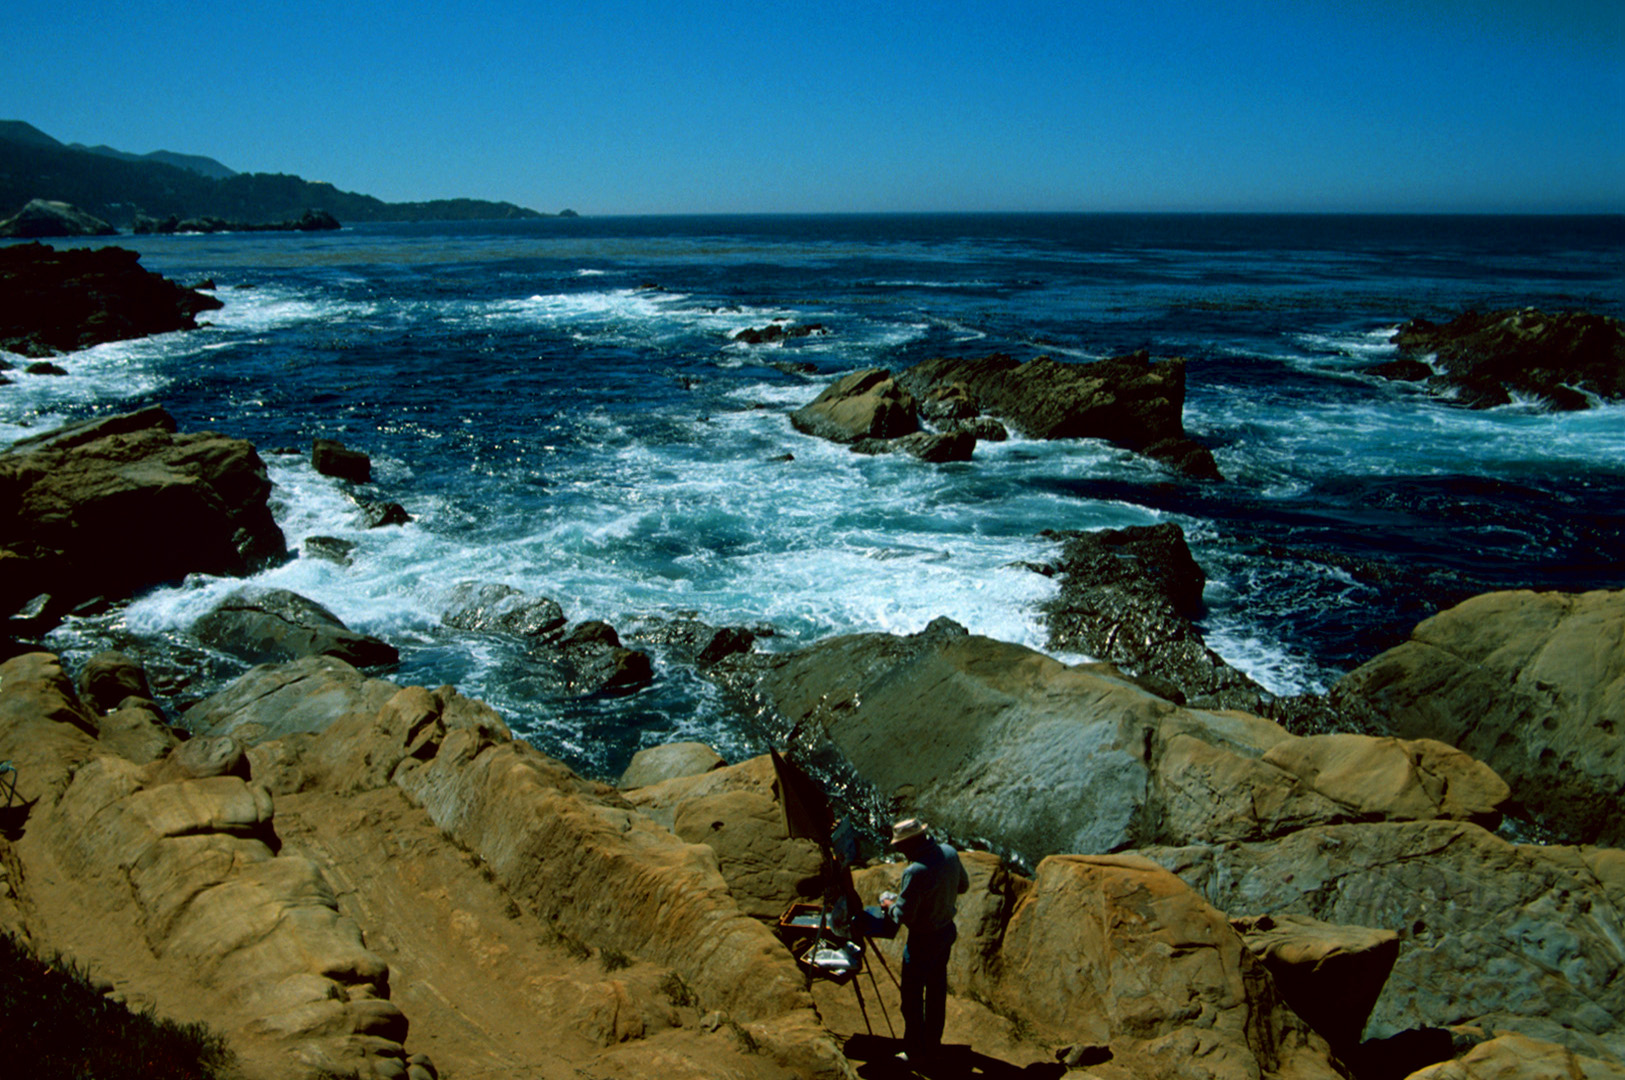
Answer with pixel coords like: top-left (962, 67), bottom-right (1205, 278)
top-left (0, 406), bottom-right (286, 627)
top-left (0, 242), bottom-right (222, 356)
top-left (789, 367), bottom-right (921, 444)
top-left (897, 350), bottom-right (1222, 479)
top-left (1337, 588), bottom-right (1625, 845)
top-left (1384, 308), bottom-right (1625, 410)
top-left (192, 588), bottom-right (399, 669)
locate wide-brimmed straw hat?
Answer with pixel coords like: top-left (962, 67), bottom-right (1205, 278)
top-left (890, 818), bottom-right (928, 846)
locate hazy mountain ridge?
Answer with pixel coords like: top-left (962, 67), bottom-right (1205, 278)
top-left (0, 120), bottom-right (550, 225)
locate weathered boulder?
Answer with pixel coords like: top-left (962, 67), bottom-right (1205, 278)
top-left (731, 620), bottom-right (1512, 863)
top-left (545, 621), bottom-right (654, 696)
top-left (1390, 308), bottom-right (1625, 411)
top-left (1405, 1032), bottom-right (1625, 1080)
top-left (0, 242), bottom-right (221, 356)
top-left (310, 438), bottom-right (370, 484)
top-left (77, 649), bottom-right (156, 714)
top-left (1231, 912), bottom-right (1401, 1057)
top-left (619, 741), bottom-right (726, 788)
top-left (789, 368), bottom-right (919, 444)
top-left (962, 853), bottom-right (1342, 1080)
top-left (0, 198), bottom-right (117, 238)
top-left (0, 407), bottom-right (287, 622)
top-left (1039, 522), bottom-right (1268, 708)
top-left (621, 754), bottom-right (825, 921)
top-left (181, 655), bottom-right (400, 744)
top-left (1336, 588), bottom-right (1625, 845)
top-left (1140, 820), bottom-right (1625, 1062)
top-left (897, 351), bottom-right (1221, 479)
top-left (192, 587), bottom-right (398, 668)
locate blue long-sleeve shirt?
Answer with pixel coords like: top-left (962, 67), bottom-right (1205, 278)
top-left (890, 841), bottom-right (969, 936)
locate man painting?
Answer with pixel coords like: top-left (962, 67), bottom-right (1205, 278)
top-left (880, 817), bottom-right (969, 1063)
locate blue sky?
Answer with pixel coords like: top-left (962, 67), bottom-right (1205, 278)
top-left (6, 0), bottom-right (1621, 214)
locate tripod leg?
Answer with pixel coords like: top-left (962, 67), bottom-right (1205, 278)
top-left (866, 935), bottom-right (901, 990)
top-left (849, 971), bottom-right (874, 1035)
top-left (865, 954), bottom-right (896, 1038)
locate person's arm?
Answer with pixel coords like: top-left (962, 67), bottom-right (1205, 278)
top-left (957, 854), bottom-right (969, 895)
top-left (886, 864), bottom-right (920, 926)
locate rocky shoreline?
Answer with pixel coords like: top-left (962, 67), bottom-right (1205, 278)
top-left (0, 400), bottom-right (1620, 1080)
top-left (3, 283), bottom-right (1624, 1078)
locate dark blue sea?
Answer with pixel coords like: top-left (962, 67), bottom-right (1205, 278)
top-left (6, 213), bottom-right (1623, 779)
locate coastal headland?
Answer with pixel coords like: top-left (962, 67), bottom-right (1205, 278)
top-left (2, 250), bottom-right (1623, 1080)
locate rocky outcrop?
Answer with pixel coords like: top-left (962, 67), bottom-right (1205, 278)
top-left (311, 438), bottom-right (370, 484)
top-left (1389, 308), bottom-right (1625, 410)
top-left (0, 242), bottom-right (222, 357)
top-left (4, 651), bottom-right (855, 1079)
top-left (788, 368), bottom-right (920, 444)
top-left (181, 654), bottom-right (401, 744)
top-left (1406, 1033), bottom-right (1625, 1080)
top-left (0, 198), bottom-right (117, 238)
top-left (191, 587), bottom-right (399, 668)
top-left (618, 741), bottom-right (725, 788)
top-left (853, 851), bottom-right (1343, 1080)
top-left (730, 619), bottom-right (1509, 863)
top-left (897, 350), bottom-right (1222, 479)
top-left (132, 209), bottom-right (342, 234)
top-left (441, 582), bottom-right (653, 696)
top-left (732, 322), bottom-right (826, 345)
top-left (1039, 523), bottom-right (1267, 709)
top-left (0, 407), bottom-right (287, 625)
top-left (851, 429), bottom-right (976, 462)
top-left (1142, 820), bottom-right (1625, 1063)
top-left (1336, 588), bottom-right (1625, 845)
top-left (1231, 913), bottom-right (1400, 1059)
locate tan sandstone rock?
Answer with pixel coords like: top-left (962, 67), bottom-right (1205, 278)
top-left (1142, 819), bottom-right (1625, 1063)
top-left (1337, 588), bottom-right (1625, 844)
top-left (1404, 1032), bottom-right (1625, 1080)
top-left (743, 625), bottom-right (1512, 862)
top-left (619, 740), bottom-right (725, 788)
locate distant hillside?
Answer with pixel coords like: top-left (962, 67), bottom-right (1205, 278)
top-left (0, 121), bottom-right (551, 226)
top-left (70, 143), bottom-right (238, 181)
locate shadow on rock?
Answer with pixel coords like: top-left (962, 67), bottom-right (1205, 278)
top-left (844, 1036), bottom-right (1066, 1079)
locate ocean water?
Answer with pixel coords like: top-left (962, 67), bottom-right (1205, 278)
top-left (5, 213), bottom-right (1623, 779)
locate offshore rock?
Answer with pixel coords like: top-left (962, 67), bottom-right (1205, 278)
top-left (735, 623), bottom-right (1510, 863)
top-left (1141, 820), bottom-right (1625, 1062)
top-left (1391, 308), bottom-right (1625, 410)
top-left (0, 242), bottom-right (221, 356)
top-left (789, 368), bottom-right (919, 444)
top-left (1039, 522), bottom-right (1267, 709)
top-left (898, 350), bottom-right (1222, 479)
top-left (0, 198), bottom-right (117, 238)
top-left (1336, 588), bottom-right (1625, 845)
top-left (0, 407), bottom-right (287, 623)
top-left (192, 587), bottom-right (399, 668)
top-left (311, 438), bottom-right (370, 484)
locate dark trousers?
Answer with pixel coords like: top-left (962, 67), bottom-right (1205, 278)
top-left (900, 924), bottom-right (956, 1053)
